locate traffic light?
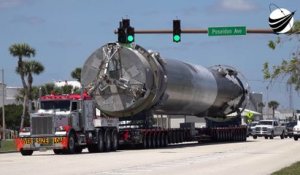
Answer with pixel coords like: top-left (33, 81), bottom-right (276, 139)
top-left (127, 26), bottom-right (135, 43)
top-left (173, 20), bottom-right (181, 42)
top-left (118, 19), bottom-right (134, 44)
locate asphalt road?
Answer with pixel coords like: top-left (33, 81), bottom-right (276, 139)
top-left (1, 137), bottom-right (300, 175)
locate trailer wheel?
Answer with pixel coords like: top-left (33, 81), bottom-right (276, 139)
top-left (156, 133), bottom-right (161, 147)
top-left (87, 145), bottom-right (97, 153)
top-left (142, 134), bottom-right (147, 149)
top-left (147, 134), bottom-right (152, 148)
top-left (104, 129), bottom-right (112, 152)
top-left (21, 149), bottom-right (33, 156)
top-left (67, 132), bottom-right (76, 154)
top-left (53, 149), bottom-right (63, 154)
top-left (265, 136), bottom-right (268, 139)
top-left (111, 130), bottom-right (118, 151)
top-left (160, 134), bottom-right (165, 147)
top-left (164, 133), bottom-right (169, 147)
top-left (152, 134), bottom-right (157, 148)
top-left (97, 130), bottom-right (104, 152)
top-left (75, 146), bottom-right (83, 154)
top-left (253, 135), bottom-right (257, 139)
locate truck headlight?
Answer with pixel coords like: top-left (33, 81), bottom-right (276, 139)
top-left (55, 126), bottom-right (67, 136)
top-left (19, 127), bottom-right (31, 137)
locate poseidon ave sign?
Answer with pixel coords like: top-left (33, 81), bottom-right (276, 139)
top-left (208, 26), bottom-right (246, 36)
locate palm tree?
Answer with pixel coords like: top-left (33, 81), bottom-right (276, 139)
top-left (9, 43), bottom-right (36, 128)
top-left (71, 67), bottom-right (81, 82)
top-left (268, 100), bottom-right (279, 119)
top-left (22, 61), bottom-right (44, 101)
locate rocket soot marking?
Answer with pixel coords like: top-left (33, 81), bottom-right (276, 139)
top-left (268, 3), bottom-right (295, 34)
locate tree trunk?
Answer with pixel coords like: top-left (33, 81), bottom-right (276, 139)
top-left (272, 108), bottom-right (275, 119)
top-left (18, 57), bottom-right (29, 129)
top-left (20, 94), bottom-right (28, 129)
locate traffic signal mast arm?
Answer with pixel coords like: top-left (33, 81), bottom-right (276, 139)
top-left (115, 28), bottom-right (275, 34)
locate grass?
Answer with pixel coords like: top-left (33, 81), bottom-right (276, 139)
top-left (0, 139), bottom-right (17, 152)
top-left (272, 161), bottom-right (300, 175)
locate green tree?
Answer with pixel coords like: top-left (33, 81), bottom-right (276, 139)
top-left (16, 60), bottom-right (44, 101)
top-left (71, 67), bottom-right (81, 82)
top-left (263, 21), bottom-right (300, 90)
top-left (9, 43), bottom-right (36, 129)
top-left (268, 100), bottom-right (279, 119)
top-left (0, 104), bottom-right (23, 130)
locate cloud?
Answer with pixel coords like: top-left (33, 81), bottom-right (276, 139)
top-left (11, 16), bottom-right (45, 25)
top-left (210, 0), bottom-right (258, 12)
top-left (0, 0), bottom-right (33, 9)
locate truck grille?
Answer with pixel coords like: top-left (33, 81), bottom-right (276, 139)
top-left (31, 116), bottom-right (53, 135)
top-left (255, 127), bottom-right (268, 131)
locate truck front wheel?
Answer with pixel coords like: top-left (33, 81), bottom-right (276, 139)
top-left (67, 132), bottom-right (76, 154)
top-left (21, 149), bottom-right (33, 156)
top-left (53, 149), bottom-right (63, 154)
top-left (270, 132), bottom-right (274, 139)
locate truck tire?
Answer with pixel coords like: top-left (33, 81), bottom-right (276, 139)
top-left (104, 129), bottom-right (112, 152)
top-left (67, 132), bottom-right (76, 154)
top-left (160, 134), bottom-right (165, 147)
top-left (253, 135), bottom-right (257, 139)
top-left (142, 134), bottom-right (147, 149)
top-left (152, 134), bottom-right (157, 148)
top-left (270, 132), bottom-right (274, 139)
top-left (87, 145), bottom-right (97, 153)
top-left (97, 130), bottom-right (104, 152)
top-left (294, 136), bottom-right (298, 141)
top-left (53, 149), bottom-right (63, 154)
top-left (156, 133), bottom-right (161, 147)
top-left (147, 134), bottom-right (152, 148)
top-left (111, 130), bottom-right (118, 151)
top-left (21, 149), bottom-right (33, 156)
top-left (164, 133), bottom-right (169, 147)
top-left (280, 132), bottom-right (285, 139)
top-left (265, 136), bottom-right (268, 139)
top-left (75, 146), bottom-right (83, 154)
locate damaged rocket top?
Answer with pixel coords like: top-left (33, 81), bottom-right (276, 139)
top-left (81, 43), bottom-right (248, 118)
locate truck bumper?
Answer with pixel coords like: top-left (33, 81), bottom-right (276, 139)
top-left (252, 131), bottom-right (272, 137)
top-left (16, 136), bottom-right (68, 151)
top-left (293, 131), bottom-right (300, 136)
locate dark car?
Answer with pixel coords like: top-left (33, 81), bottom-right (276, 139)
top-left (286, 121), bottom-right (297, 138)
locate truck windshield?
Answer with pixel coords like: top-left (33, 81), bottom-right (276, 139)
top-left (258, 121), bottom-right (273, 125)
top-left (40, 100), bottom-right (71, 111)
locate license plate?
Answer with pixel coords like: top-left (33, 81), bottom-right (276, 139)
top-left (35, 138), bottom-right (50, 144)
top-left (53, 137), bottom-right (63, 144)
top-left (22, 138), bottom-right (33, 144)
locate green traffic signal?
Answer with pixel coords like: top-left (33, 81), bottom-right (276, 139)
top-left (173, 35), bottom-right (181, 42)
top-left (127, 35), bottom-right (134, 42)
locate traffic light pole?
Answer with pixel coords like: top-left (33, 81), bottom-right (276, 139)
top-left (115, 28), bottom-right (276, 34)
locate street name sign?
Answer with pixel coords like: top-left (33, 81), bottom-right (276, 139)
top-left (208, 26), bottom-right (247, 36)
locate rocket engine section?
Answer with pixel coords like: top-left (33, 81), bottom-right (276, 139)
top-left (81, 43), bottom-right (248, 118)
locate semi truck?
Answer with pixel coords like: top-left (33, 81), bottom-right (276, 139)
top-left (16, 42), bottom-right (249, 156)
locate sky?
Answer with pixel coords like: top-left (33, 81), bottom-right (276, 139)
top-left (0, 0), bottom-right (299, 109)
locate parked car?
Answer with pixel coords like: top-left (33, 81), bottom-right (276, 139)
top-left (293, 121), bottom-right (300, 141)
top-left (252, 120), bottom-right (286, 139)
top-left (286, 121), bottom-right (297, 138)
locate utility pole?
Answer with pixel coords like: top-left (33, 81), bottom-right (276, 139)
top-left (1, 69), bottom-right (5, 140)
